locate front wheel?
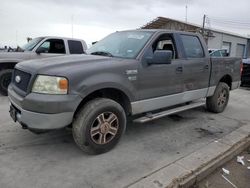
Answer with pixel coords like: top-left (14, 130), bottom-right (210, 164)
top-left (206, 82), bottom-right (230, 113)
top-left (72, 98), bottom-right (126, 154)
top-left (0, 69), bottom-right (13, 96)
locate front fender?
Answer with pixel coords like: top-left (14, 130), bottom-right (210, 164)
top-left (0, 60), bottom-right (19, 70)
top-left (72, 73), bottom-right (138, 102)
top-left (0, 59), bottom-right (20, 63)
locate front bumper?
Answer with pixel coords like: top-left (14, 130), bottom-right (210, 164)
top-left (8, 85), bottom-right (82, 130)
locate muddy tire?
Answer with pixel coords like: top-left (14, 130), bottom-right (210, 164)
top-left (206, 82), bottom-right (230, 113)
top-left (72, 98), bottom-right (126, 154)
top-left (0, 69), bottom-right (13, 96)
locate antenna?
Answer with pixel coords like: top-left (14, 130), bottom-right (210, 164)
top-left (15, 30), bottom-right (18, 47)
top-left (71, 14), bottom-right (74, 38)
top-left (185, 4), bottom-right (188, 23)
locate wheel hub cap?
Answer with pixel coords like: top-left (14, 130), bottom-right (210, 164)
top-left (100, 123), bottom-right (110, 134)
top-left (218, 89), bottom-right (227, 107)
top-left (90, 112), bottom-right (119, 145)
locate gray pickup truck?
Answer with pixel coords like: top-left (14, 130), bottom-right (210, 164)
top-left (8, 30), bottom-right (241, 154)
top-left (0, 36), bottom-right (87, 95)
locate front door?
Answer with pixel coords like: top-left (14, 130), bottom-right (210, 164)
top-left (32, 39), bottom-right (66, 59)
top-left (135, 33), bottom-right (183, 114)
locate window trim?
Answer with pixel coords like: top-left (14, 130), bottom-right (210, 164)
top-left (180, 34), bottom-right (205, 59)
top-left (36, 39), bottom-right (66, 54)
top-left (68, 40), bottom-right (84, 54)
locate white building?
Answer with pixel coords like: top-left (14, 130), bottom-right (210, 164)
top-left (141, 17), bottom-right (250, 58)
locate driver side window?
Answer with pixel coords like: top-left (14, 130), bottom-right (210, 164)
top-left (37, 39), bottom-right (66, 54)
top-left (39, 41), bottom-right (50, 53)
top-left (152, 34), bottom-right (178, 59)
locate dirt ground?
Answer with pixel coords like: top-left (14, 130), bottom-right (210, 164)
top-left (1, 88), bottom-right (250, 188)
top-left (197, 147), bottom-right (250, 188)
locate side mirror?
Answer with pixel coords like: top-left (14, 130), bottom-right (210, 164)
top-left (36, 47), bottom-right (47, 54)
top-left (147, 50), bottom-right (172, 65)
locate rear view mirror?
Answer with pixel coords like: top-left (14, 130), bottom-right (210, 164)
top-left (147, 50), bottom-right (172, 65)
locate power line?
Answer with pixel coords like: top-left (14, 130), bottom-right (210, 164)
top-left (208, 16), bottom-right (250, 24)
top-left (209, 20), bottom-right (250, 26)
top-left (205, 16), bottom-right (250, 29)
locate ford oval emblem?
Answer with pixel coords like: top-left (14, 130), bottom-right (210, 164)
top-left (15, 75), bottom-right (21, 83)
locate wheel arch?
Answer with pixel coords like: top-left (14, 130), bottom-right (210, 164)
top-left (74, 87), bottom-right (132, 118)
top-left (219, 74), bottom-right (232, 90)
top-left (0, 62), bottom-right (18, 71)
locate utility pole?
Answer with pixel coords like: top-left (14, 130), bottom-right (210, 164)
top-left (202, 14), bottom-right (206, 36)
top-left (185, 5), bottom-right (188, 23)
top-left (15, 30), bottom-right (18, 47)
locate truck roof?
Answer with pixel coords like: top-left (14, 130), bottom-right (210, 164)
top-left (37, 36), bottom-right (86, 42)
top-left (121, 29), bottom-right (201, 36)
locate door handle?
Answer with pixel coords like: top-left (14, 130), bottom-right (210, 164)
top-left (204, 65), bottom-right (209, 69)
top-left (176, 67), bottom-right (183, 73)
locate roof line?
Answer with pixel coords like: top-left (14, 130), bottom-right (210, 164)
top-left (141, 16), bottom-right (249, 39)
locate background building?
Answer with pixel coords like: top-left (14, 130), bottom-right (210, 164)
top-left (141, 17), bottom-right (250, 58)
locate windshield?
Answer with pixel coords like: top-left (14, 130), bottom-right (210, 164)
top-left (21, 37), bottom-right (44, 51)
top-left (87, 31), bottom-right (153, 59)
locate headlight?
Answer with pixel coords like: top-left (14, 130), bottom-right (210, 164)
top-left (32, 75), bottom-right (68, 94)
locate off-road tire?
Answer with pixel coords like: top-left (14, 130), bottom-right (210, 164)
top-left (0, 69), bottom-right (13, 96)
top-left (72, 98), bottom-right (126, 154)
top-left (206, 82), bottom-right (230, 113)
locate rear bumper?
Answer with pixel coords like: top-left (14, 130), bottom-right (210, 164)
top-left (241, 76), bottom-right (250, 83)
top-left (231, 81), bottom-right (241, 90)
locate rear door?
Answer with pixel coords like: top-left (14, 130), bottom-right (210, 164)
top-left (179, 34), bottom-right (210, 95)
top-left (68, 40), bottom-right (85, 54)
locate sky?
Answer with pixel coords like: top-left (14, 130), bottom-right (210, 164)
top-left (0, 0), bottom-right (250, 47)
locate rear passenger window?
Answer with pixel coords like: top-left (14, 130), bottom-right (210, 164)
top-left (181, 35), bottom-right (204, 58)
top-left (68, 40), bottom-right (84, 54)
top-left (211, 50), bottom-right (222, 57)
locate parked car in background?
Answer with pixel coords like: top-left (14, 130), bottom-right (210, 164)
top-left (0, 36), bottom-right (87, 95)
top-left (241, 58), bottom-right (250, 86)
top-left (209, 49), bottom-right (229, 57)
top-left (8, 30), bottom-right (241, 154)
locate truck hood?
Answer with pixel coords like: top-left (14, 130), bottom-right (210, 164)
top-left (0, 51), bottom-right (33, 62)
top-left (16, 54), bottom-right (117, 75)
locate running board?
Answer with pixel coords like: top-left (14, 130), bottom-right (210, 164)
top-left (133, 101), bottom-right (205, 123)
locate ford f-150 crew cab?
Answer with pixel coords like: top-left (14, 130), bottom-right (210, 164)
top-left (8, 30), bottom-right (241, 154)
top-left (0, 36), bottom-right (87, 95)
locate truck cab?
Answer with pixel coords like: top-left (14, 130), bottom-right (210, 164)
top-left (0, 36), bottom-right (87, 95)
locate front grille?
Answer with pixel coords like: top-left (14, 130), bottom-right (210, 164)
top-left (13, 69), bottom-right (31, 93)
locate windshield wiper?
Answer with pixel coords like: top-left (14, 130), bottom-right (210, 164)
top-left (90, 51), bottom-right (113, 57)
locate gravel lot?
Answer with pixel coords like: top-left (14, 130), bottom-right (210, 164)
top-left (0, 88), bottom-right (250, 188)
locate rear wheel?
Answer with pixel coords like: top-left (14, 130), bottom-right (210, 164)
top-left (72, 98), bottom-right (126, 154)
top-left (206, 82), bottom-right (230, 113)
top-left (0, 69), bottom-right (13, 96)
